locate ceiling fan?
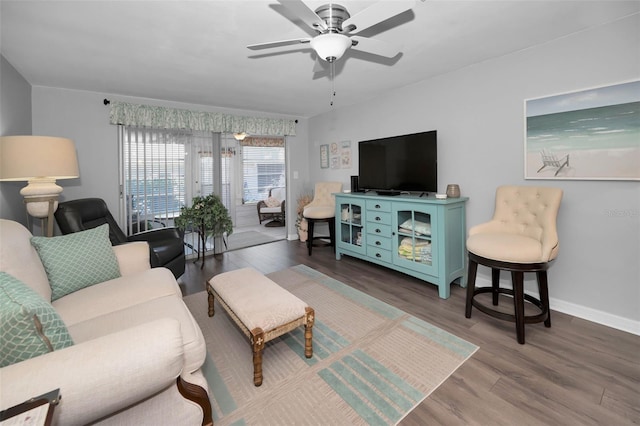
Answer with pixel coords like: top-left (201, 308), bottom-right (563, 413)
top-left (248, 0), bottom-right (416, 66)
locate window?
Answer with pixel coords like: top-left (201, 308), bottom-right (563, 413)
top-left (241, 146), bottom-right (285, 203)
top-left (120, 127), bottom-right (218, 234)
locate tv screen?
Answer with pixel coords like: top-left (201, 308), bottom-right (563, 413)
top-left (358, 130), bottom-right (437, 194)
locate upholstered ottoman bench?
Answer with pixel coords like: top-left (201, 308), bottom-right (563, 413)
top-left (207, 267), bottom-right (314, 386)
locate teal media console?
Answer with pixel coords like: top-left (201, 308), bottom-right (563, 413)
top-left (335, 193), bottom-right (468, 299)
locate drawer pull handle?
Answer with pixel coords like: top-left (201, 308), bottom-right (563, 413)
top-left (376, 241), bottom-right (381, 245)
top-left (375, 204), bottom-right (381, 209)
top-left (376, 253), bottom-right (381, 258)
top-left (375, 216), bottom-right (381, 221)
top-left (376, 229), bottom-right (381, 233)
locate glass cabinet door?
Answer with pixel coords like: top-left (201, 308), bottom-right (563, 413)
top-left (337, 199), bottom-right (366, 255)
top-left (392, 203), bottom-right (438, 275)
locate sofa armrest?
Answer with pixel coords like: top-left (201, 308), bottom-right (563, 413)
top-left (113, 241), bottom-right (151, 275)
top-left (0, 319), bottom-right (184, 426)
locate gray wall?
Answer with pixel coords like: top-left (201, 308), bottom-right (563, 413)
top-left (29, 87), bottom-right (309, 239)
top-left (307, 15), bottom-right (640, 333)
top-left (0, 55), bottom-right (32, 224)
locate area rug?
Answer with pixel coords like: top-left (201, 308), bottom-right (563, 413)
top-left (225, 231), bottom-right (279, 251)
top-left (183, 264), bottom-right (478, 425)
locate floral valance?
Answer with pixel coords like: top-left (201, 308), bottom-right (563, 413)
top-left (109, 101), bottom-right (296, 136)
top-left (240, 137), bottom-right (285, 147)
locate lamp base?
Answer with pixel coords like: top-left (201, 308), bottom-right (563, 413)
top-left (20, 178), bottom-right (62, 237)
top-left (20, 178), bottom-right (62, 218)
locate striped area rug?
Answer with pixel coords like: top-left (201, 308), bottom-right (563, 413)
top-left (183, 265), bottom-right (477, 425)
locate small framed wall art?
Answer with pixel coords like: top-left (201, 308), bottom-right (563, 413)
top-left (320, 144), bottom-right (329, 169)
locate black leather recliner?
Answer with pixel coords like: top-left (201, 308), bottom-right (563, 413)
top-left (54, 198), bottom-right (186, 278)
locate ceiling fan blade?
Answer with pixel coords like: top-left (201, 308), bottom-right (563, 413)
top-left (350, 36), bottom-right (402, 58)
top-left (277, 0), bottom-right (328, 32)
top-left (342, 0), bottom-right (416, 34)
top-left (247, 38), bottom-right (311, 50)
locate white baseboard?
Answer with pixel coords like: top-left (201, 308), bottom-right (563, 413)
top-left (548, 297), bottom-right (640, 336)
top-left (473, 277), bottom-right (640, 336)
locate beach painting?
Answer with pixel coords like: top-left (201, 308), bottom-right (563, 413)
top-left (525, 80), bottom-right (640, 180)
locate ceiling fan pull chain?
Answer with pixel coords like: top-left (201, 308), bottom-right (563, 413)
top-left (330, 61), bottom-right (336, 107)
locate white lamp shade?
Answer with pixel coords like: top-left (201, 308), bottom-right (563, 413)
top-left (1, 136), bottom-right (80, 225)
top-left (311, 33), bottom-right (352, 62)
top-left (0, 136), bottom-right (80, 181)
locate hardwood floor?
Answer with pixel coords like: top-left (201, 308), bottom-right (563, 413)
top-left (179, 240), bottom-right (640, 425)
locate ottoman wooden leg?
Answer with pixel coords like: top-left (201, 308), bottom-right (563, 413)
top-left (207, 285), bottom-right (215, 317)
top-left (304, 307), bottom-right (314, 358)
top-left (251, 328), bottom-right (265, 386)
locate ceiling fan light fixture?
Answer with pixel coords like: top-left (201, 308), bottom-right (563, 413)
top-left (311, 33), bottom-right (351, 62)
top-left (233, 132), bottom-right (247, 141)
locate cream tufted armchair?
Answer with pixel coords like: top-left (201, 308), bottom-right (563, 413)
top-left (303, 182), bottom-right (343, 255)
top-left (465, 185), bottom-right (563, 344)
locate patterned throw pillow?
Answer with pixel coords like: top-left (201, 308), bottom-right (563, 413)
top-left (265, 196), bottom-right (281, 208)
top-left (31, 224), bottom-right (121, 301)
top-left (0, 272), bottom-right (74, 367)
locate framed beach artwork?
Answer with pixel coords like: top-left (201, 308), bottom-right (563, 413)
top-left (524, 80), bottom-right (640, 180)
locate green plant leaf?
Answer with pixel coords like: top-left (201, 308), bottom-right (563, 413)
top-left (175, 194), bottom-right (233, 237)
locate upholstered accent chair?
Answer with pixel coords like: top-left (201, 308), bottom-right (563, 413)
top-left (257, 187), bottom-right (286, 225)
top-left (55, 198), bottom-right (186, 278)
top-left (465, 185), bottom-right (563, 344)
top-left (303, 181), bottom-right (343, 256)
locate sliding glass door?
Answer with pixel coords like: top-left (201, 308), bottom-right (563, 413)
top-left (119, 127), bottom-right (286, 253)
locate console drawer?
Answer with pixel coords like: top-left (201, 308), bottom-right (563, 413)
top-left (367, 235), bottom-right (391, 251)
top-left (367, 246), bottom-right (392, 263)
top-left (366, 223), bottom-right (391, 237)
top-left (366, 200), bottom-right (391, 213)
top-left (368, 211), bottom-right (391, 225)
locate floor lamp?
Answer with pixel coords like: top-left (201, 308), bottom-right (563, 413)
top-left (0, 136), bottom-right (80, 237)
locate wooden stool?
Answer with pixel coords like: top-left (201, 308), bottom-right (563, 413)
top-left (207, 268), bottom-right (314, 386)
top-left (304, 216), bottom-right (335, 256)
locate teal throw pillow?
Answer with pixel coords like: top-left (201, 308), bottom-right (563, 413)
top-left (31, 224), bottom-right (121, 301)
top-left (0, 272), bottom-right (74, 367)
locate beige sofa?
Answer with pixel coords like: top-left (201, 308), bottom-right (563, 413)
top-left (0, 219), bottom-right (212, 425)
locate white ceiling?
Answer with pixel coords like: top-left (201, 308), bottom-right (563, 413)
top-left (2, 1), bottom-right (638, 118)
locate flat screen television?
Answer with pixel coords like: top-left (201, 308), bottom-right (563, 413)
top-left (358, 130), bottom-right (437, 195)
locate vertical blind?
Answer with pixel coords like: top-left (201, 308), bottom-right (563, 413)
top-left (240, 137), bottom-right (285, 204)
top-left (119, 126), bottom-right (218, 235)
top-left (241, 145), bottom-right (285, 203)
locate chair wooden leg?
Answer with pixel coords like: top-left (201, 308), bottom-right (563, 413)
top-left (465, 257), bottom-right (478, 318)
top-left (491, 268), bottom-right (500, 306)
top-left (537, 270), bottom-right (551, 327)
top-left (306, 219), bottom-right (314, 256)
top-left (511, 271), bottom-right (526, 344)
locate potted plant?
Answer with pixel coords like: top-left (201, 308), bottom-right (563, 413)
top-left (175, 194), bottom-right (233, 260)
top-left (295, 192), bottom-right (313, 242)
